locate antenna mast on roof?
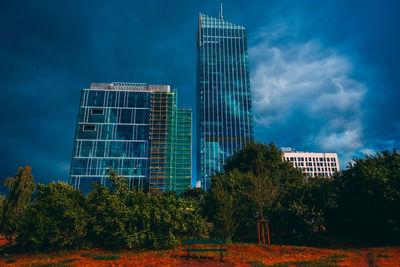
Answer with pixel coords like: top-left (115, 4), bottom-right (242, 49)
top-left (219, 3), bottom-right (223, 20)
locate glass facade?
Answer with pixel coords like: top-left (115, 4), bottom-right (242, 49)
top-left (149, 92), bottom-right (177, 192)
top-left (175, 109), bottom-right (192, 193)
top-left (69, 83), bottom-right (152, 193)
top-left (69, 82), bottom-right (192, 194)
top-left (196, 14), bottom-right (254, 190)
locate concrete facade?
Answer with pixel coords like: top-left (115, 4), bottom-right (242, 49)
top-left (283, 152), bottom-right (340, 177)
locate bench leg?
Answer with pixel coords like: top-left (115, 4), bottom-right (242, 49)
top-left (187, 244), bottom-right (190, 259)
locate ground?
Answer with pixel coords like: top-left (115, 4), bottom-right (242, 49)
top-left (1, 243), bottom-right (400, 266)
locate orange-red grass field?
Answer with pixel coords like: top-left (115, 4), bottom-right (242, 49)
top-left (1, 239), bottom-right (400, 267)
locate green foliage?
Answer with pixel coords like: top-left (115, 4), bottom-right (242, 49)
top-left (1, 166), bottom-right (36, 242)
top-left (205, 173), bottom-right (237, 240)
top-left (15, 182), bottom-right (88, 251)
top-left (326, 149), bottom-right (400, 240)
top-left (180, 187), bottom-right (206, 203)
top-left (180, 187), bottom-right (207, 216)
top-left (14, 168), bottom-right (207, 252)
top-left (85, 169), bottom-right (207, 249)
top-left (206, 142), bottom-right (325, 243)
top-left (0, 193), bottom-right (5, 215)
top-left (108, 168), bottom-right (129, 196)
top-left (85, 182), bottom-right (130, 248)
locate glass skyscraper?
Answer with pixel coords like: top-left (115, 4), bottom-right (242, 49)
top-left (196, 13), bottom-right (254, 190)
top-left (69, 82), bottom-right (192, 193)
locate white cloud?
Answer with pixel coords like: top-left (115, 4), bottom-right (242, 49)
top-left (250, 36), bottom-right (367, 168)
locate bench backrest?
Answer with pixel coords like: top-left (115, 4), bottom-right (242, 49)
top-left (183, 239), bottom-right (226, 244)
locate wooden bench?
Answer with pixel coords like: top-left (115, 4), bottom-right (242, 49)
top-left (182, 239), bottom-right (227, 262)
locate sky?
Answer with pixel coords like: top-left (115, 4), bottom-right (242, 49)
top-left (1, 0), bottom-right (399, 191)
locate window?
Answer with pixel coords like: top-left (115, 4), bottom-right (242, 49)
top-left (91, 109), bottom-right (104, 115)
top-left (83, 125), bottom-right (96, 131)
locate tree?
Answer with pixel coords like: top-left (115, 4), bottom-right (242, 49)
top-left (326, 149), bottom-right (400, 241)
top-left (85, 182), bottom-right (130, 248)
top-left (247, 172), bottom-right (277, 221)
top-left (108, 168), bottom-right (128, 196)
top-left (205, 172), bottom-right (238, 240)
top-left (0, 166), bottom-right (36, 242)
top-left (16, 182), bottom-right (88, 251)
top-left (206, 142), bottom-right (322, 243)
top-left (85, 168), bottom-right (207, 249)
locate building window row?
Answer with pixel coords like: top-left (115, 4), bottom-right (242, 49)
top-left (286, 157), bottom-right (336, 162)
top-left (293, 162), bottom-right (337, 167)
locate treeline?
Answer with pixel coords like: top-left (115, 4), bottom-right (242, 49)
top-left (0, 169), bottom-right (206, 251)
top-left (197, 142), bottom-right (400, 244)
top-left (0, 141), bottom-right (399, 252)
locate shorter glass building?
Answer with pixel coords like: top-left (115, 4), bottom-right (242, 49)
top-left (69, 82), bottom-right (192, 193)
top-left (175, 108), bottom-right (192, 193)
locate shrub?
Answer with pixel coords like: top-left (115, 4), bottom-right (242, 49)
top-left (16, 182), bottom-right (88, 251)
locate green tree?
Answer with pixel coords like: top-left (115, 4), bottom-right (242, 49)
top-left (16, 182), bottom-right (88, 251)
top-left (205, 172), bottom-right (238, 240)
top-left (85, 182), bottom-right (130, 248)
top-left (326, 149), bottom-right (400, 240)
top-left (0, 166), bottom-right (36, 242)
top-left (206, 142), bottom-right (323, 243)
top-left (85, 168), bottom-right (207, 249)
top-left (0, 194), bottom-right (5, 212)
top-left (108, 168), bottom-right (129, 196)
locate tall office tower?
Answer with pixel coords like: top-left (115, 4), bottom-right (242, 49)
top-left (196, 10), bottom-right (254, 189)
top-left (69, 82), bottom-right (192, 193)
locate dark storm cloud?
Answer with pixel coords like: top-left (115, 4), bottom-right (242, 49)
top-left (1, 0), bottom-right (399, 192)
top-left (247, 0), bottom-right (399, 168)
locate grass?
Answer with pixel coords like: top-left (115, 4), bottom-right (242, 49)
top-left (60, 258), bottom-right (79, 263)
top-left (269, 254), bottom-right (348, 267)
top-left (31, 263), bottom-right (69, 267)
top-left (80, 252), bottom-right (121, 260)
top-left (248, 260), bottom-right (267, 267)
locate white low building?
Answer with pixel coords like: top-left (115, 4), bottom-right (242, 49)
top-left (283, 151), bottom-right (340, 177)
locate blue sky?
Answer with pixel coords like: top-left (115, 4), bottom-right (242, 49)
top-left (1, 0), bottom-right (399, 190)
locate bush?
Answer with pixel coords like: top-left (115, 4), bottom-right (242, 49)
top-left (16, 182), bottom-right (88, 251)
